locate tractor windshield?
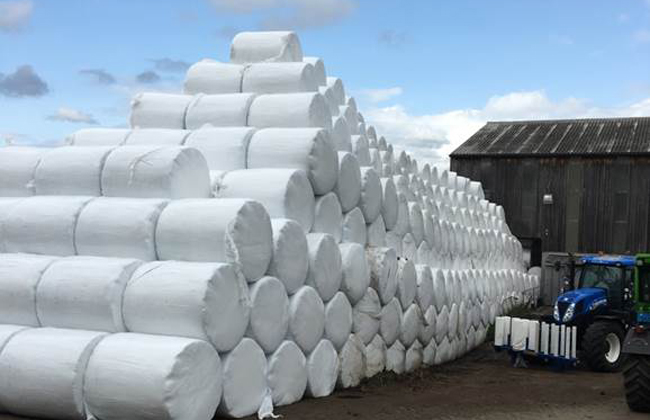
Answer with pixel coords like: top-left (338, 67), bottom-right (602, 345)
top-left (580, 265), bottom-right (624, 291)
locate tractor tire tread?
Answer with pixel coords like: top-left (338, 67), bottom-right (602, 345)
top-left (581, 321), bottom-right (625, 372)
top-left (623, 355), bottom-right (650, 412)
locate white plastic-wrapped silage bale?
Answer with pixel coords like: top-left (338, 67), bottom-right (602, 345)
top-left (242, 62), bottom-right (317, 94)
top-left (405, 341), bottom-right (423, 373)
top-left (0, 147), bottom-right (44, 196)
top-left (123, 261), bottom-right (251, 353)
top-left (184, 60), bottom-right (244, 95)
top-left (305, 233), bottom-right (342, 302)
top-left (423, 339), bottom-right (437, 366)
top-left (366, 247), bottom-right (398, 305)
top-left (37, 256), bottom-right (142, 332)
top-left (67, 128), bottom-right (130, 146)
top-left (366, 214), bottom-right (386, 247)
top-left (248, 93), bottom-right (332, 130)
top-left (303, 57), bottom-right (326, 86)
top-left (313, 192), bottom-right (343, 242)
top-left (324, 291), bottom-right (353, 351)
top-left (365, 334), bottom-right (386, 378)
top-left (402, 233), bottom-right (418, 261)
top-left (352, 287), bottom-right (381, 345)
top-left (351, 134), bottom-right (371, 166)
top-left (334, 151), bottom-right (362, 212)
top-left (0, 254), bottom-right (57, 326)
top-left (101, 146), bottom-right (211, 199)
top-left (231, 31), bottom-right (303, 64)
top-left (85, 333), bottom-right (222, 420)
top-left (385, 340), bottom-right (405, 374)
top-left (305, 339), bottom-right (339, 398)
top-left (338, 242), bottom-right (370, 305)
top-left (380, 297), bottom-right (401, 347)
top-left (408, 202), bottom-right (424, 245)
top-left (337, 333), bottom-right (366, 389)
top-left (185, 93), bottom-right (256, 129)
top-left (267, 340), bottom-right (308, 407)
top-left (330, 115), bottom-right (352, 151)
top-left (248, 127), bottom-right (337, 195)
top-left (380, 177), bottom-right (399, 231)
top-left (435, 305), bottom-right (449, 344)
top-left (401, 303), bottom-right (423, 347)
top-left (419, 306), bottom-right (437, 346)
top-left (396, 258), bottom-right (417, 308)
top-left (247, 276), bottom-right (290, 354)
top-left (217, 169), bottom-right (315, 233)
top-left (359, 167), bottom-right (382, 223)
top-left (341, 207), bottom-right (367, 245)
top-left (0, 328), bottom-right (107, 420)
top-left (288, 285), bottom-right (325, 353)
top-left (155, 198), bottom-right (273, 282)
top-left (393, 193), bottom-right (410, 236)
top-left (415, 265), bottom-right (434, 312)
top-left (130, 92), bottom-right (193, 129)
top-left (124, 128), bottom-right (191, 146)
top-left (183, 127), bottom-right (255, 171)
top-left (267, 219), bottom-right (308, 294)
top-left (33, 146), bottom-right (113, 196)
top-left (2, 196), bottom-right (93, 256)
top-left (75, 197), bottom-right (167, 261)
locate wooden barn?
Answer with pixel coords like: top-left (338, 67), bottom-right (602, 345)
top-left (450, 116), bottom-right (650, 265)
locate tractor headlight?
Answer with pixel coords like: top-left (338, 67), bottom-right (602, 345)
top-left (553, 304), bottom-right (560, 322)
top-left (562, 303), bottom-right (576, 323)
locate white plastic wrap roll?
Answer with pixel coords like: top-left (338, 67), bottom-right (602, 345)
top-left (338, 242), bottom-right (370, 305)
top-left (415, 265), bottom-right (434, 312)
top-left (0, 328), bottom-right (107, 420)
top-left (393, 193), bottom-right (410, 236)
top-left (33, 146), bottom-right (113, 196)
top-left (351, 134), bottom-right (371, 166)
top-left (184, 60), bottom-right (244, 95)
top-left (130, 92), bottom-right (193, 129)
top-left (365, 334), bottom-right (386, 378)
top-left (369, 147), bottom-right (381, 174)
top-left (340, 105), bottom-right (359, 136)
top-left (396, 258), bottom-right (417, 308)
top-left (380, 297), bottom-right (401, 347)
top-left (330, 116), bottom-right (352, 151)
top-left (359, 167), bottom-right (382, 223)
top-left (367, 214), bottom-right (386, 247)
top-left (352, 287), bottom-right (381, 345)
top-left (305, 233), bottom-right (342, 302)
top-left (448, 303), bottom-right (459, 339)
top-left (0, 148), bottom-right (41, 196)
top-left (341, 207), bottom-right (367, 245)
top-left (75, 197), bottom-right (167, 261)
top-left (37, 256), bottom-right (141, 332)
top-left (0, 254), bottom-right (57, 326)
top-left (405, 341), bottom-right (423, 373)
top-left (231, 31), bottom-right (303, 63)
top-left (417, 242), bottom-right (431, 266)
top-left (402, 233), bottom-right (417, 261)
top-left (288, 286), bottom-right (325, 353)
top-left (243, 62), bottom-right (317, 94)
top-left (435, 306), bottom-right (449, 344)
top-left (101, 146), bottom-right (211, 199)
top-left (267, 340), bottom-right (307, 406)
top-left (422, 210), bottom-right (435, 248)
top-left (67, 128), bottom-right (130, 146)
top-left (366, 247), bottom-right (398, 305)
top-left (248, 128), bottom-right (338, 195)
top-left (304, 57), bottom-right (326, 86)
top-left (268, 219), bottom-right (308, 294)
top-left (324, 291), bottom-right (353, 351)
top-left (337, 334), bottom-right (366, 389)
top-left (313, 192), bottom-right (343, 242)
top-left (380, 177), bottom-right (398, 231)
top-left (434, 336), bottom-right (451, 365)
top-left (366, 126), bottom-right (377, 143)
top-left (335, 152), bottom-right (362, 212)
top-left (183, 127), bottom-right (255, 171)
top-left (384, 230), bottom-right (403, 256)
top-left (125, 128), bottom-right (190, 146)
top-left (248, 93), bottom-right (332, 130)
top-left (385, 340), bottom-right (405, 374)
top-left (123, 261), bottom-right (251, 353)
top-left (246, 276), bottom-right (290, 354)
top-left (2, 196), bottom-right (93, 256)
top-left (408, 202), bottom-right (424, 245)
top-left (423, 340), bottom-right (437, 366)
top-left (305, 339), bottom-right (339, 398)
top-left (218, 338), bottom-right (267, 418)
top-left (85, 333), bottom-right (222, 420)
top-left (217, 169), bottom-right (315, 233)
top-left (318, 83), bottom-right (341, 116)
top-left (401, 303), bottom-right (422, 347)
top-left (156, 198), bottom-right (273, 282)
top-left (419, 306), bottom-right (437, 345)
top-left (185, 93), bottom-right (256, 129)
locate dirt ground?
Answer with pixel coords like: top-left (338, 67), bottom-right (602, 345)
top-left (0, 343), bottom-right (645, 420)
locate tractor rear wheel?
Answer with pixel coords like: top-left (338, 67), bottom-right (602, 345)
top-left (581, 321), bottom-right (626, 372)
top-left (623, 354), bottom-right (650, 412)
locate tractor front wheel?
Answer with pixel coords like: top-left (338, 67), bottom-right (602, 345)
top-left (581, 321), bottom-right (626, 372)
top-left (623, 354), bottom-right (650, 412)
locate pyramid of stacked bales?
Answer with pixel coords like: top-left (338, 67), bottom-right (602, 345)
top-left (0, 31), bottom-right (539, 420)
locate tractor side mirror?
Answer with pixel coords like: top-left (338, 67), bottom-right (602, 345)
top-left (624, 287), bottom-right (632, 301)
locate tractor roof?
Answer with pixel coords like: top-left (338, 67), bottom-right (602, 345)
top-left (580, 254), bottom-right (636, 267)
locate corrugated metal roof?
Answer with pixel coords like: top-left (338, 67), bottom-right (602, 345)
top-left (451, 117), bottom-right (650, 157)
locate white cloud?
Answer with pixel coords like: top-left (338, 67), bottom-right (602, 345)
top-left (0, 0), bottom-right (32, 32)
top-left (364, 91), bottom-right (650, 170)
top-left (634, 29), bottom-right (650, 43)
top-left (361, 87), bottom-right (403, 104)
top-left (208, 0), bottom-right (356, 29)
top-left (46, 107), bottom-right (98, 125)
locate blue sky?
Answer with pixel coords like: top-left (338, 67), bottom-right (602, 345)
top-left (1, 0), bottom-right (649, 166)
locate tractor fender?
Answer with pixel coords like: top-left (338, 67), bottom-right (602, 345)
top-left (623, 328), bottom-right (650, 356)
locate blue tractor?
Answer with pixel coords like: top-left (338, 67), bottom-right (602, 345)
top-left (550, 254), bottom-right (636, 372)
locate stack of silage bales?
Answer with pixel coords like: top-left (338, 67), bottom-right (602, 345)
top-left (0, 30), bottom-right (539, 420)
